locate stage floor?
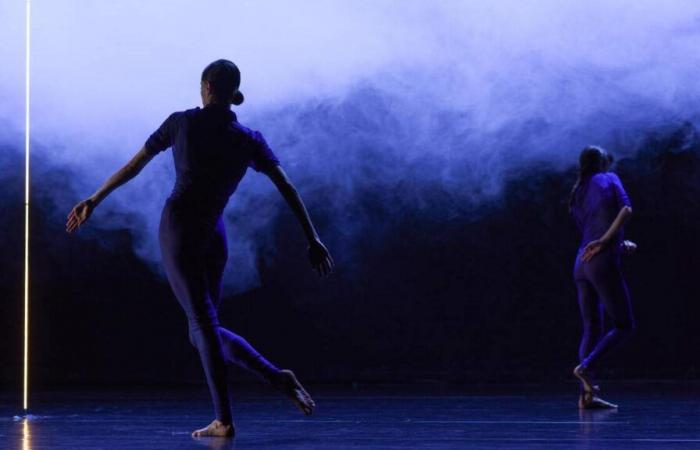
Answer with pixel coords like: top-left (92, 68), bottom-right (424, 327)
top-left (2, 383), bottom-right (700, 449)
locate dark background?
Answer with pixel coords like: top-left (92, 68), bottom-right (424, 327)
top-left (1, 122), bottom-right (699, 389)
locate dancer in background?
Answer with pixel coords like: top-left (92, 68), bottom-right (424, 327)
top-left (569, 146), bottom-right (636, 409)
top-left (67, 59), bottom-right (333, 437)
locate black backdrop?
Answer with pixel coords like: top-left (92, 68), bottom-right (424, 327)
top-left (2, 123), bottom-right (699, 387)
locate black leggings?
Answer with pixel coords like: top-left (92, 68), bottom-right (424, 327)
top-left (159, 201), bottom-right (279, 423)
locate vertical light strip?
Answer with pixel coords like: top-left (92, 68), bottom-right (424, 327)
top-left (23, 0), bottom-right (31, 412)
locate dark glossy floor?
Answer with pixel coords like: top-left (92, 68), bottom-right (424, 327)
top-left (2, 383), bottom-right (700, 449)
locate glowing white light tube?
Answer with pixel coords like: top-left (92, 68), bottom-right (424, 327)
top-left (24, 0), bottom-right (31, 412)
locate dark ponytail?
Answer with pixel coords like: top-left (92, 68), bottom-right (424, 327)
top-left (569, 145), bottom-right (613, 211)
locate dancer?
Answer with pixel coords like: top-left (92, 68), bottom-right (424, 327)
top-left (66, 59), bottom-right (333, 437)
top-left (569, 146), bottom-right (636, 409)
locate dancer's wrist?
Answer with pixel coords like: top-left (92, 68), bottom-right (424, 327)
top-left (87, 195), bottom-right (100, 207)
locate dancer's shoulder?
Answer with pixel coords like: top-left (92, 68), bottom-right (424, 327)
top-left (591, 171), bottom-right (622, 186)
top-left (158, 109), bottom-right (190, 125)
top-left (232, 122), bottom-right (269, 147)
top-left (181, 107), bottom-right (200, 118)
top-left (606, 171), bottom-right (623, 182)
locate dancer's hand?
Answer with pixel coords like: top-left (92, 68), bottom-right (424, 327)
top-left (66, 198), bottom-right (96, 233)
top-left (308, 238), bottom-right (333, 277)
top-left (621, 240), bottom-right (637, 255)
top-left (581, 238), bottom-right (608, 262)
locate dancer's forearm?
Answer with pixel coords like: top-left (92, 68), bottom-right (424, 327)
top-left (599, 206), bottom-right (632, 243)
top-left (90, 146), bottom-right (154, 205)
top-left (266, 166), bottom-right (320, 243)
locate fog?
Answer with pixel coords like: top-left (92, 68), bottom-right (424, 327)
top-left (2, 0), bottom-right (700, 291)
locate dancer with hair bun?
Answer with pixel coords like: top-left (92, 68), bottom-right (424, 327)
top-left (67, 59), bottom-right (333, 437)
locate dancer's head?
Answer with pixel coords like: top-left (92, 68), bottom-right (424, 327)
top-left (577, 145), bottom-right (613, 178)
top-left (201, 59), bottom-right (244, 106)
top-left (569, 145), bottom-right (614, 210)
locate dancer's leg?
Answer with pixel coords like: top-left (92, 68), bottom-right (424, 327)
top-left (204, 219), bottom-right (281, 382)
top-left (203, 218), bottom-right (315, 415)
top-left (580, 262), bottom-right (635, 370)
top-left (576, 280), bottom-right (604, 365)
top-left (217, 328), bottom-right (282, 382)
top-left (160, 208), bottom-right (232, 431)
top-left (573, 253), bottom-right (633, 409)
top-left (204, 218), bottom-right (228, 310)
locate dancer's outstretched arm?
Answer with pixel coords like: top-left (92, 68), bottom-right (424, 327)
top-left (66, 146), bottom-right (154, 233)
top-left (581, 205), bottom-right (633, 261)
top-left (265, 165), bottom-right (334, 277)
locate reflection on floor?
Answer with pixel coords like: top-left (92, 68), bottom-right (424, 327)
top-left (2, 383), bottom-right (700, 449)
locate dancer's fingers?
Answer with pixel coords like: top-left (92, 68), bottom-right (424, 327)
top-left (582, 245), bottom-right (597, 261)
top-left (67, 215), bottom-right (84, 232)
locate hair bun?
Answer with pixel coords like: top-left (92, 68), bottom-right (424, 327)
top-left (232, 90), bottom-right (244, 106)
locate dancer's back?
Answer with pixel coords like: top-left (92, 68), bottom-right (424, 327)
top-left (571, 172), bottom-right (630, 251)
top-left (145, 104), bottom-right (279, 218)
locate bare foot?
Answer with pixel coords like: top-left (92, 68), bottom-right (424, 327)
top-left (275, 369), bottom-right (316, 415)
top-left (191, 419), bottom-right (234, 438)
top-left (579, 391), bottom-right (618, 409)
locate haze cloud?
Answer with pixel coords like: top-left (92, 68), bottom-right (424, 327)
top-left (2, 1), bottom-right (700, 291)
